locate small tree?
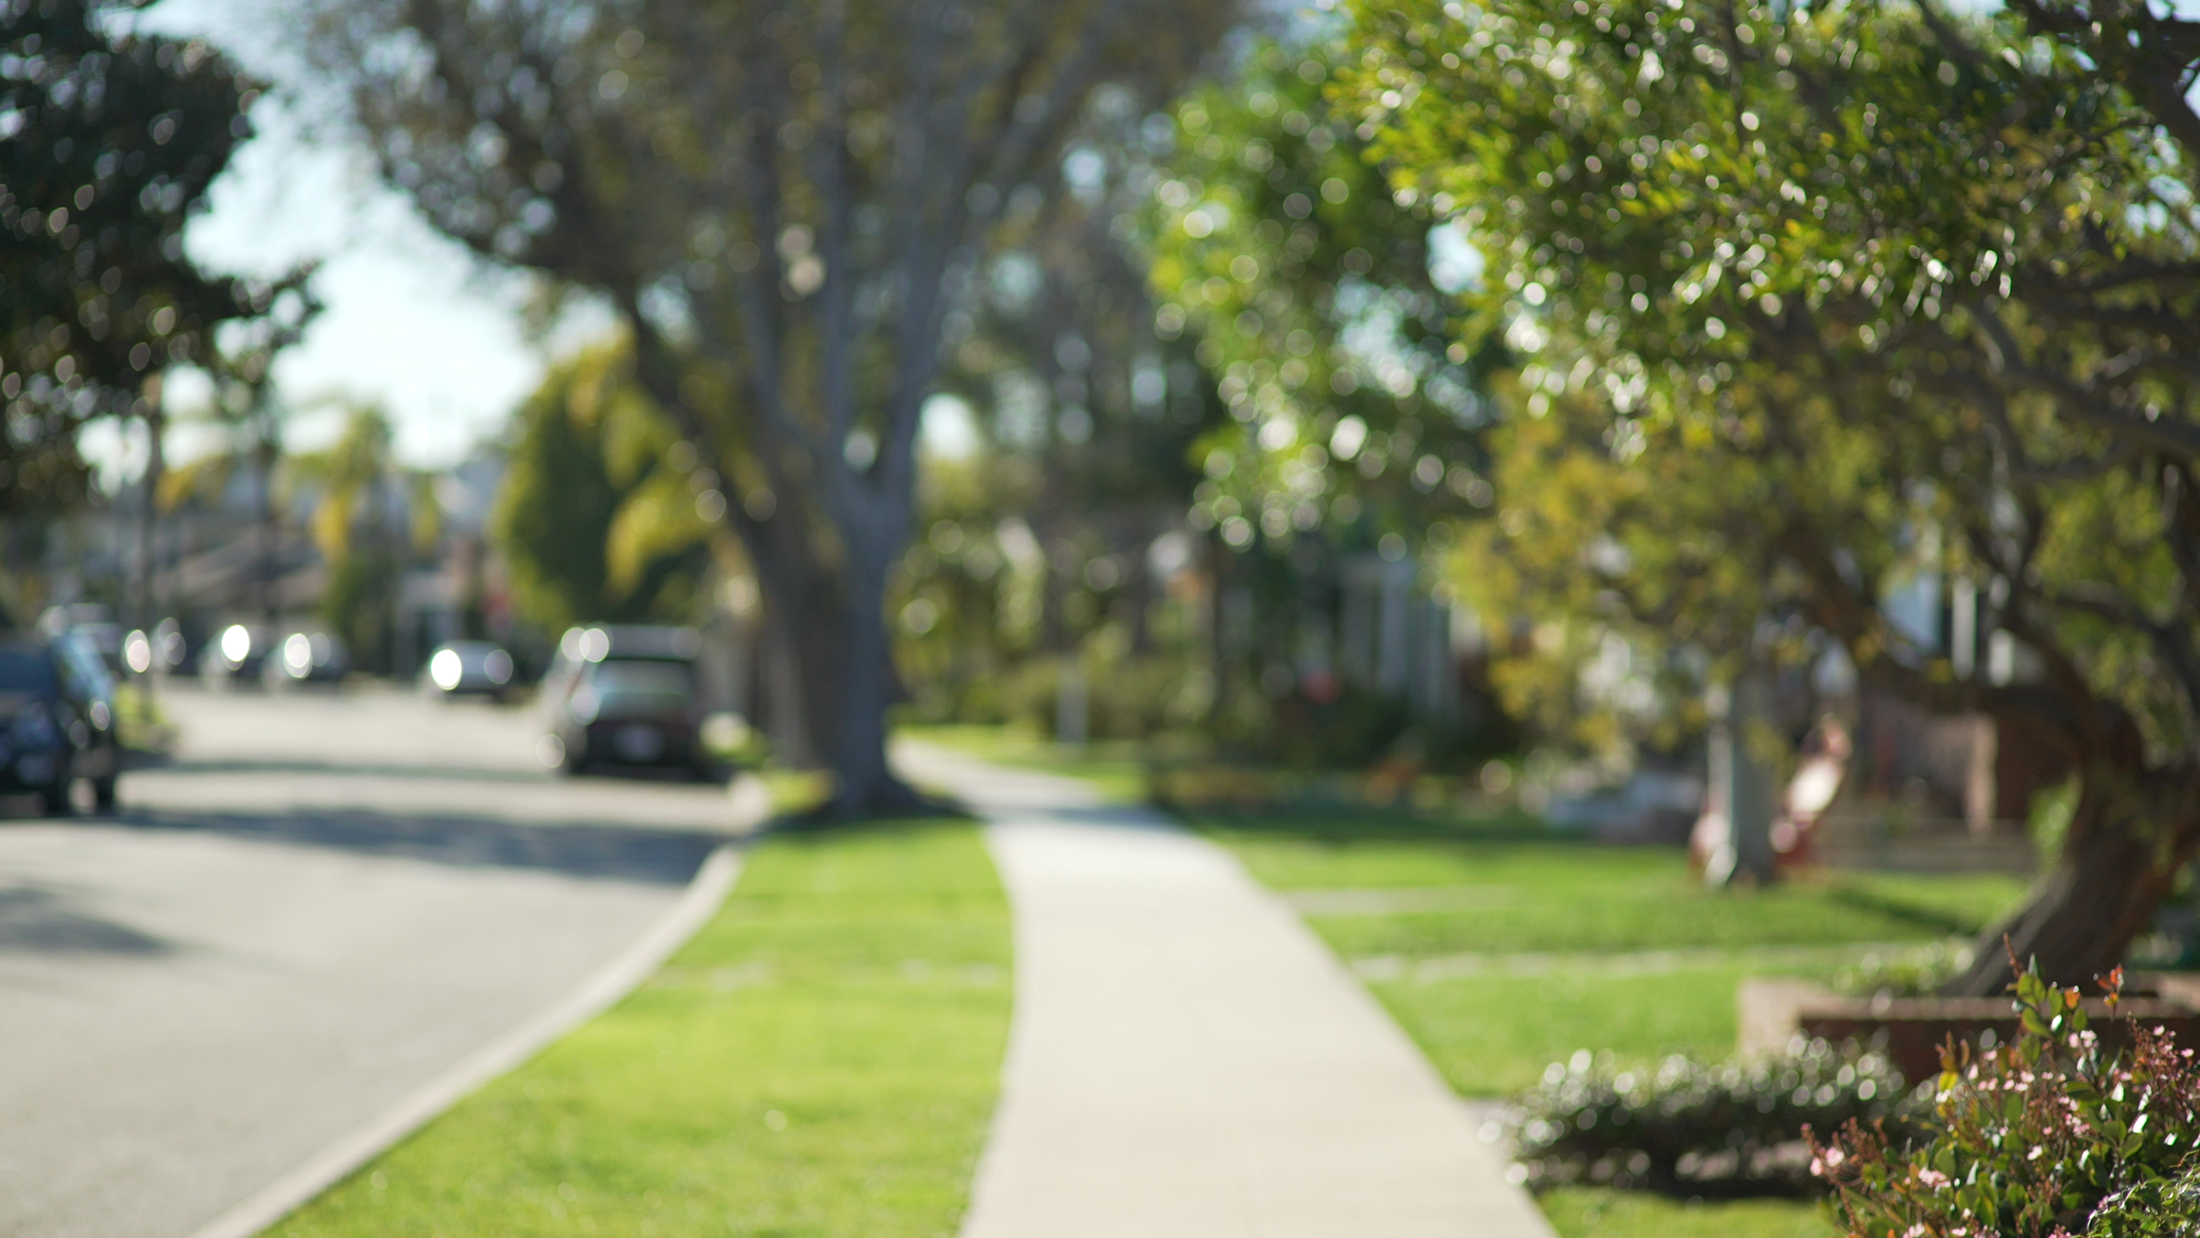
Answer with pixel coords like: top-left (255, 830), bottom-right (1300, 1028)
top-left (300, 408), bottom-right (404, 671)
top-left (492, 340), bottom-right (717, 634)
top-left (1353, 0), bottom-right (2200, 991)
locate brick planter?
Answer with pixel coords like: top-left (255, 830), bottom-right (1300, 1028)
top-left (1739, 974), bottom-right (2200, 1085)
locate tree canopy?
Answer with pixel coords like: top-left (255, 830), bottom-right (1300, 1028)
top-left (492, 340), bottom-right (717, 634)
top-left (1146, 37), bottom-right (1494, 557)
top-left (1349, 0), bottom-right (2200, 989)
top-left (311, 0), bottom-right (1240, 810)
top-left (0, 0), bottom-right (269, 514)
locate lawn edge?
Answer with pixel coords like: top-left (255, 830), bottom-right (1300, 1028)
top-left (184, 842), bottom-right (746, 1238)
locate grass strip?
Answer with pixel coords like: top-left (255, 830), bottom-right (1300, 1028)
top-left (1371, 960), bottom-right (1815, 1097)
top-left (894, 724), bottom-right (1149, 804)
top-left (1539, 1187), bottom-right (1835, 1237)
top-left (269, 820), bottom-right (1010, 1238)
top-left (1212, 829), bottom-right (2027, 956)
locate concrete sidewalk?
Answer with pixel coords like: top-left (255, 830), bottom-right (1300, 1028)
top-left (895, 742), bottom-right (1554, 1238)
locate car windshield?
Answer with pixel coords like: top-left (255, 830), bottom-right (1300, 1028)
top-left (587, 660), bottom-right (695, 702)
top-left (0, 648), bottom-right (59, 695)
top-left (58, 636), bottom-right (112, 695)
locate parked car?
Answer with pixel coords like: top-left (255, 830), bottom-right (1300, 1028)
top-left (199, 624), bottom-right (274, 689)
top-left (421, 640), bottom-right (516, 701)
top-left (265, 630), bottom-right (349, 688)
top-left (151, 618), bottom-right (192, 673)
top-left (123, 618), bottom-right (193, 676)
top-left (0, 634), bottom-right (121, 814)
top-left (537, 625), bottom-right (714, 778)
top-left (38, 603), bottom-right (125, 678)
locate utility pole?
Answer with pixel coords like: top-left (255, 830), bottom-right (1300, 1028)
top-left (255, 396), bottom-right (280, 629)
top-left (135, 381), bottom-right (165, 723)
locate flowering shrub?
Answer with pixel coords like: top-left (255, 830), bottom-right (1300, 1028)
top-left (1811, 964), bottom-right (2200, 1237)
top-left (1509, 1039), bottom-right (1916, 1194)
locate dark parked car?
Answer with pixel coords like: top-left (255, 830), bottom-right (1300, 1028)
top-left (38, 603), bottom-right (124, 677)
top-left (537, 626), bottom-right (713, 778)
top-left (420, 640), bottom-right (516, 701)
top-left (265, 630), bottom-right (349, 688)
top-left (0, 634), bottom-right (121, 814)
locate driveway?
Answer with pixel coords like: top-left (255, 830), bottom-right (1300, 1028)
top-left (0, 685), bottom-right (746, 1238)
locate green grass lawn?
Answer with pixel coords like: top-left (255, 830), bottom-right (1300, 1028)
top-left (270, 821), bottom-right (1010, 1238)
top-left (1540, 1188), bottom-right (1838, 1238)
top-left (1373, 961), bottom-right (1798, 1096)
top-left (1193, 808), bottom-right (2025, 1238)
top-left (1198, 810), bottom-right (2028, 1093)
top-left (895, 723), bottom-right (1152, 804)
top-left (896, 728), bottom-right (2030, 1238)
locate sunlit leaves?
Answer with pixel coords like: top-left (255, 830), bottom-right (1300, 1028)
top-left (0, 0), bottom-right (264, 512)
top-left (491, 340), bottom-right (715, 631)
top-left (1145, 37), bottom-right (1494, 555)
top-left (1816, 964), bottom-right (2200, 1238)
top-left (1349, 0), bottom-right (2200, 773)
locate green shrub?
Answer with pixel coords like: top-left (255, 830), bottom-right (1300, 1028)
top-left (1811, 964), bottom-right (2200, 1237)
top-left (2087, 1165), bottom-right (2200, 1238)
top-left (1509, 1040), bottom-right (1916, 1196)
top-left (998, 655), bottom-right (1210, 742)
top-left (1833, 940), bottom-right (1975, 999)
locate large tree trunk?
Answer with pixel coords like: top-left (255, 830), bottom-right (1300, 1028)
top-left (820, 536), bottom-right (921, 816)
top-left (745, 519), bottom-right (836, 767)
top-left (741, 495), bottom-right (919, 818)
top-left (752, 583), bottom-right (817, 767)
top-left (1944, 761), bottom-right (2200, 996)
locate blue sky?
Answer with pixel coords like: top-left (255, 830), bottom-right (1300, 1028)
top-left (87, 0), bottom-right (589, 479)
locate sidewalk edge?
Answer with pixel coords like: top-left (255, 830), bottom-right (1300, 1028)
top-left (184, 842), bottom-right (745, 1238)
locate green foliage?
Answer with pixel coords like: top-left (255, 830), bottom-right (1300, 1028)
top-left (321, 547), bottom-right (395, 673)
top-left (1833, 940), bottom-right (1976, 1000)
top-left (0, 0), bottom-right (270, 512)
top-left (1345, 0), bottom-right (2200, 765)
top-left (1512, 1040), bottom-right (1915, 1194)
top-left (270, 822), bottom-right (1009, 1238)
top-left (2087, 1163), bottom-right (2200, 1238)
top-left (289, 407), bottom-right (404, 669)
top-left (491, 340), bottom-right (714, 633)
top-left (890, 449), bottom-right (1223, 751)
top-left (989, 655), bottom-right (1213, 741)
top-left (1147, 37), bottom-right (1491, 551)
top-left (1814, 964), bottom-right (2200, 1237)
top-left (2030, 776), bottom-right (2081, 869)
top-left (322, 0), bottom-right (1238, 810)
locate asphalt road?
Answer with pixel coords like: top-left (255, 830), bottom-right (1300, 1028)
top-left (0, 683), bottom-right (747, 1238)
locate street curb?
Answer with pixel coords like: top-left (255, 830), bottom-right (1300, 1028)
top-left (184, 841), bottom-right (746, 1238)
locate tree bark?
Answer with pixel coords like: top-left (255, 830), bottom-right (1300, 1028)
top-left (820, 536), bottom-right (921, 816)
top-left (737, 490), bottom-right (920, 817)
top-left (1944, 762), bottom-right (2200, 996)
